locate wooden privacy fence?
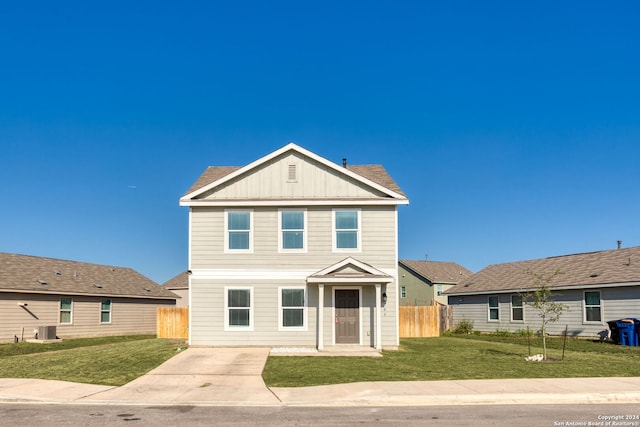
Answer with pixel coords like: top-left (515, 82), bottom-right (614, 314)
top-left (399, 305), bottom-right (453, 338)
top-left (157, 307), bottom-right (189, 339)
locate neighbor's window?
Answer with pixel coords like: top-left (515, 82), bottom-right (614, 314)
top-left (226, 210), bottom-right (252, 251)
top-left (334, 209), bottom-right (360, 250)
top-left (225, 287), bottom-right (253, 329)
top-left (584, 291), bottom-right (602, 322)
top-left (280, 210), bottom-right (306, 251)
top-left (60, 297), bottom-right (73, 324)
top-left (279, 287), bottom-right (306, 330)
top-left (511, 295), bottom-right (523, 322)
top-left (401, 286), bottom-right (406, 298)
top-left (100, 299), bottom-right (112, 324)
top-left (488, 295), bottom-right (499, 321)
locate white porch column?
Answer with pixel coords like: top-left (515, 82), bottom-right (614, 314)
top-left (375, 283), bottom-right (382, 351)
top-left (318, 283), bottom-right (324, 351)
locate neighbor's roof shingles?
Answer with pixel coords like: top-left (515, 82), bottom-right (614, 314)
top-left (446, 246), bottom-right (640, 295)
top-left (0, 252), bottom-right (178, 299)
top-left (399, 260), bottom-right (472, 284)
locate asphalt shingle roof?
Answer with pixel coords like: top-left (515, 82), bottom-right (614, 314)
top-left (163, 271), bottom-right (189, 289)
top-left (446, 246), bottom-right (640, 295)
top-left (399, 260), bottom-right (472, 284)
top-left (0, 252), bottom-right (178, 300)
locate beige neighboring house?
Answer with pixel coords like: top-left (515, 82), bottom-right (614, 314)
top-left (398, 260), bottom-right (472, 306)
top-left (164, 271), bottom-right (189, 307)
top-left (0, 252), bottom-right (178, 343)
top-left (179, 143), bottom-right (409, 351)
top-left (445, 246), bottom-right (640, 338)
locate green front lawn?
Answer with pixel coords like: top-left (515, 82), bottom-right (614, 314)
top-left (0, 335), bottom-right (184, 386)
top-left (262, 336), bottom-right (640, 387)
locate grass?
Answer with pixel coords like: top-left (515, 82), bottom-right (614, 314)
top-left (0, 335), bottom-right (185, 386)
top-left (262, 336), bottom-right (640, 387)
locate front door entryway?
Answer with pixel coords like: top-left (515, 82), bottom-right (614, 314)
top-left (335, 289), bottom-right (359, 344)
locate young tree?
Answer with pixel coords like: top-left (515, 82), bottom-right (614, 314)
top-left (522, 269), bottom-right (568, 360)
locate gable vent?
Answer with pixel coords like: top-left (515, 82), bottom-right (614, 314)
top-left (288, 164), bottom-right (297, 181)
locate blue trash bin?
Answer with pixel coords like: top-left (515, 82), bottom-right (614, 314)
top-left (616, 319), bottom-right (638, 346)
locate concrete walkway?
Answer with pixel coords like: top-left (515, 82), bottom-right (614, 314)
top-left (1, 347), bottom-right (640, 407)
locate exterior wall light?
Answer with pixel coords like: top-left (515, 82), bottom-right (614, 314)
top-left (382, 293), bottom-right (387, 304)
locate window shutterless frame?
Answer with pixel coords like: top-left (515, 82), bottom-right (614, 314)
top-left (488, 295), bottom-right (499, 322)
top-left (224, 286), bottom-right (254, 331)
top-left (100, 299), bottom-right (112, 324)
top-left (278, 286), bottom-right (307, 331)
top-left (583, 290), bottom-right (602, 323)
top-left (278, 209), bottom-right (307, 253)
top-left (224, 210), bottom-right (253, 253)
top-left (511, 294), bottom-right (524, 322)
top-left (60, 297), bottom-right (73, 325)
top-left (332, 208), bottom-right (361, 252)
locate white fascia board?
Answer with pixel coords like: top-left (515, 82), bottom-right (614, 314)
top-left (180, 142), bottom-right (409, 203)
top-left (445, 281), bottom-right (640, 296)
top-left (307, 277), bottom-right (394, 284)
top-left (189, 269), bottom-right (316, 280)
top-left (180, 198), bottom-right (409, 207)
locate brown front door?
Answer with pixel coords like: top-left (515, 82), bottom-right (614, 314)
top-left (335, 289), bottom-right (359, 344)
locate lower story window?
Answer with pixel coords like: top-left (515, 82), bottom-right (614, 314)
top-left (280, 287), bottom-right (306, 329)
top-left (100, 299), bottom-right (112, 324)
top-left (488, 295), bottom-right (499, 321)
top-left (60, 297), bottom-right (73, 324)
top-left (511, 295), bottom-right (523, 321)
top-left (584, 291), bottom-right (601, 322)
top-left (225, 287), bottom-right (253, 330)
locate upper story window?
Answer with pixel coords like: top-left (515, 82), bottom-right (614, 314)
top-left (488, 295), bottom-right (499, 321)
top-left (225, 210), bottom-right (252, 252)
top-left (279, 209), bottom-right (306, 252)
top-left (333, 209), bottom-right (360, 251)
top-left (584, 290), bottom-right (602, 322)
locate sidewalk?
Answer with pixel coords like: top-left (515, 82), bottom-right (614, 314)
top-left (1, 347), bottom-right (640, 407)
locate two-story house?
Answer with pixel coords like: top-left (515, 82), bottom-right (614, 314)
top-left (179, 143), bottom-right (408, 351)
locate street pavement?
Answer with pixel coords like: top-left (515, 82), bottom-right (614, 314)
top-left (1, 347), bottom-right (640, 407)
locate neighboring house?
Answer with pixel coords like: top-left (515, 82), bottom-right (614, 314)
top-left (445, 246), bottom-right (640, 338)
top-left (179, 143), bottom-right (409, 351)
top-left (0, 252), bottom-right (178, 343)
top-left (398, 260), bottom-right (472, 306)
top-left (163, 271), bottom-right (189, 308)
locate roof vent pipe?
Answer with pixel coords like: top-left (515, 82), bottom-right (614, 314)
top-left (617, 240), bottom-right (622, 249)
top-left (342, 158), bottom-right (347, 168)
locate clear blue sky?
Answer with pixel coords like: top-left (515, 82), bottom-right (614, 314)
top-left (1, 1), bottom-right (639, 283)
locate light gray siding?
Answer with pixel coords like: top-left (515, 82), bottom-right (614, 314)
top-left (449, 286), bottom-right (640, 338)
top-left (198, 152), bottom-right (386, 201)
top-left (1, 292), bottom-right (174, 342)
top-left (191, 206), bottom-right (398, 270)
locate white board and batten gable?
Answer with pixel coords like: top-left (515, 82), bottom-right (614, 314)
top-left (180, 143), bottom-right (409, 207)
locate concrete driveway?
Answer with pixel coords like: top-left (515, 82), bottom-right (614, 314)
top-left (81, 347), bottom-right (279, 405)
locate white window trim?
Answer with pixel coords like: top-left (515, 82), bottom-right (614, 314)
top-left (224, 209), bottom-right (253, 253)
top-left (224, 286), bottom-right (254, 331)
top-left (583, 290), bottom-right (603, 324)
top-left (332, 208), bottom-right (362, 253)
top-left (488, 295), bottom-right (500, 322)
top-left (278, 209), bottom-right (307, 253)
top-left (278, 286), bottom-right (307, 331)
top-left (510, 294), bottom-right (524, 323)
top-left (100, 299), bottom-right (112, 324)
top-left (60, 297), bottom-right (73, 325)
